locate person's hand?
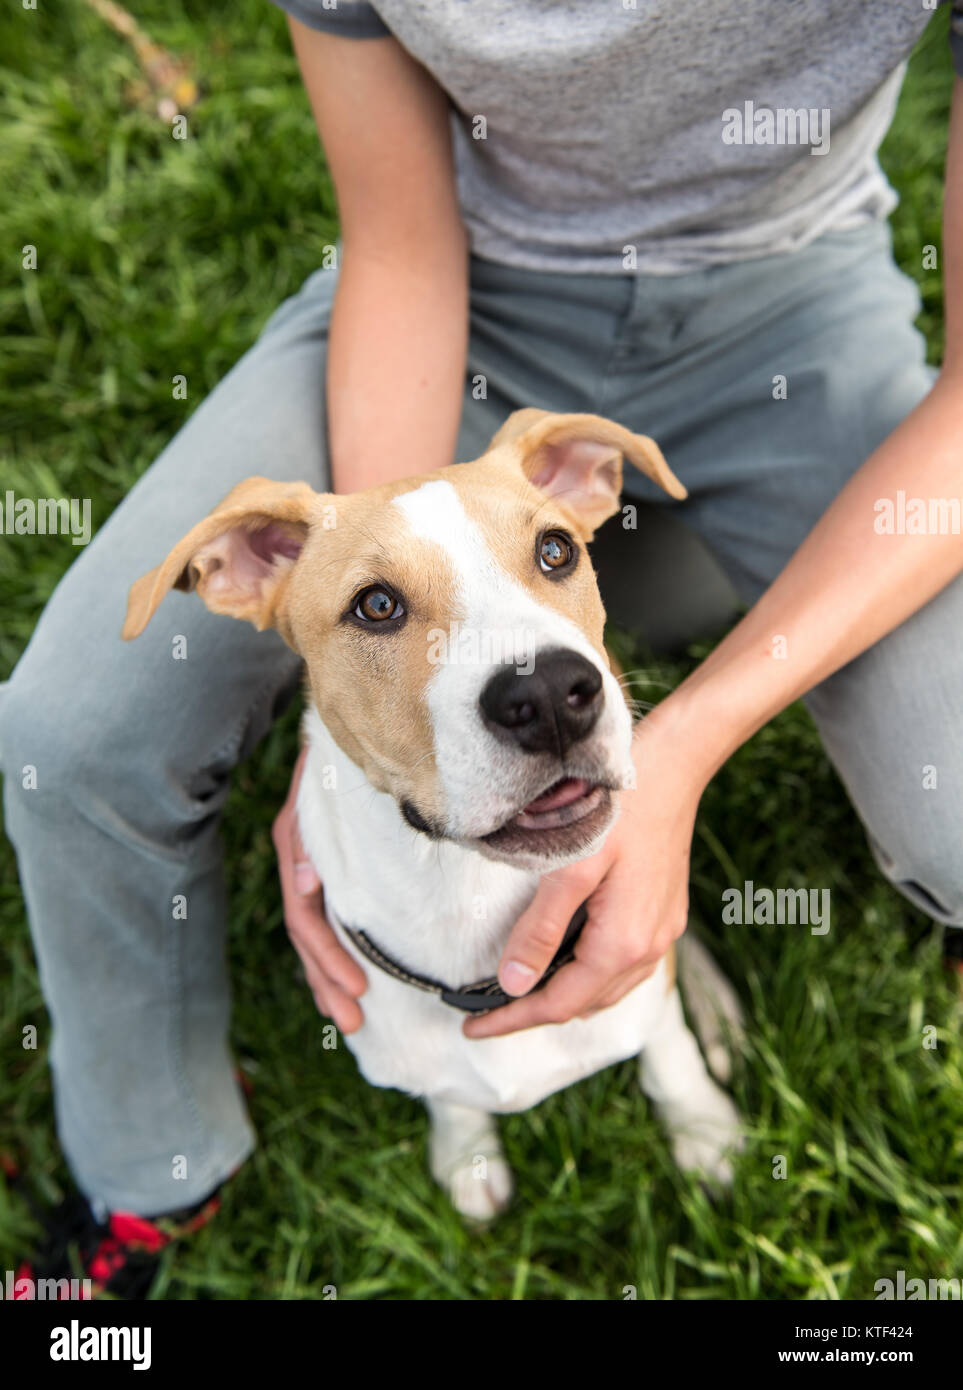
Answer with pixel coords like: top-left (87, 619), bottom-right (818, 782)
top-left (463, 711), bottom-right (704, 1040)
top-left (272, 746), bottom-right (367, 1032)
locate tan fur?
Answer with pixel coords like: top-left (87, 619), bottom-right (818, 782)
top-left (485, 408), bottom-right (686, 531)
top-left (122, 478), bottom-right (319, 640)
top-left (287, 485), bottom-right (460, 822)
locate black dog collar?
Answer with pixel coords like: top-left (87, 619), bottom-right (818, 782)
top-left (342, 903), bottom-right (588, 1015)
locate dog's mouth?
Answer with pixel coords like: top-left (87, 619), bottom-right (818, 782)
top-left (479, 777), bottom-right (616, 860)
top-left (514, 777), bottom-right (604, 829)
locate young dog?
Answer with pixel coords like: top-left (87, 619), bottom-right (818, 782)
top-left (124, 409), bottom-right (742, 1221)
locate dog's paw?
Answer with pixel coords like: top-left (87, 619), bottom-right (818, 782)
top-left (429, 1125), bottom-right (514, 1223)
top-left (445, 1152), bottom-right (514, 1223)
top-left (659, 1085), bottom-right (743, 1187)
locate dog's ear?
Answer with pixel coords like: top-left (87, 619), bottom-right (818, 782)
top-left (122, 477), bottom-right (321, 641)
top-left (487, 409), bottom-right (685, 533)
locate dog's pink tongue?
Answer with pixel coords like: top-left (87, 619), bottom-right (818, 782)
top-left (522, 778), bottom-right (591, 814)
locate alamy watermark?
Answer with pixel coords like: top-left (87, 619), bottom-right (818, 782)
top-left (874, 491), bottom-right (963, 535)
top-left (721, 101), bottom-right (830, 156)
top-left (49, 1319), bottom-right (151, 1369)
top-left (722, 880), bottom-right (830, 935)
top-left (427, 621), bottom-right (536, 675)
top-left (1, 1267), bottom-right (92, 1300)
top-left (1, 491), bottom-right (91, 545)
top-left (875, 1270), bottom-right (962, 1300)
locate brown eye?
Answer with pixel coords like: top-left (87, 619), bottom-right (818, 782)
top-left (354, 587), bottom-right (404, 622)
top-left (539, 531), bottom-right (575, 574)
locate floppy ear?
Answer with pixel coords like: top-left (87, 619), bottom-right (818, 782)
top-left (122, 477), bottom-right (321, 641)
top-left (486, 409), bottom-right (686, 533)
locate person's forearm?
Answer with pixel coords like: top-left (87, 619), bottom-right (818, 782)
top-left (646, 368), bottom-right (963, 784)
top-left (327, 230), bottom-right (469, 493)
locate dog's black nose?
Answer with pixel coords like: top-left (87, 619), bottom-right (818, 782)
top-left (479, 648), bottom-right (604, 756)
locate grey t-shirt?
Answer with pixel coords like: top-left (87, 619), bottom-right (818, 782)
top-left (271, 0), bottom-right (962, 275)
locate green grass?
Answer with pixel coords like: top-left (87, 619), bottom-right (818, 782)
top-left (1, 3), bottom-right (961, 1300)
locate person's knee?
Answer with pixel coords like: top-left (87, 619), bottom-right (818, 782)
top-left (0, 649), bottom-right (99, 815)
top-left (872, 828), bottom-right (963, 926)
top-left (0, 589), bottom-right (172, 823)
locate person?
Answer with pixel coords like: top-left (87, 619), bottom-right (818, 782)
top-left (2, 0), bottom-right (962, 1296)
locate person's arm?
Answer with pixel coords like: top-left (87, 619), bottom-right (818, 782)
top-left (466, 76), bottom-right (963, 1041)
top-left (288, 17), bottom-right (469, 490)
top-left (649, 76), bottom-right (963, 776)
top-left (275, 18), bottom-right (468, 1030)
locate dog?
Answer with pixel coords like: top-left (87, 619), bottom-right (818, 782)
top-left (123, 409), bottom-right (742, 1221)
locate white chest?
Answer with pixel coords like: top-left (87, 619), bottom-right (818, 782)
top-left (296, 710), bottom-right (669, 1113)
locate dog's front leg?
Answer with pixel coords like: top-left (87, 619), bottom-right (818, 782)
top-left (425, 1099), bottom-right (513, 1222)
top-left (638, 988), bottom-right (743, 1186)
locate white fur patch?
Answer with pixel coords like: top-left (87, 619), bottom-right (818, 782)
top-left (393, 481), bottom-right (633, 841)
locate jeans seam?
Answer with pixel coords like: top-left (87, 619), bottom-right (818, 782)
top-left (168, 664), bottom-right (299, 1151)
top-left (161, 665), bottom-right (293, 1179)
top-left (594, 277), bottom-right (639, 419)
top-left (165, 872), bottom-right (210, 1176)
top-left (178, 664), bottom-right (302, 1173)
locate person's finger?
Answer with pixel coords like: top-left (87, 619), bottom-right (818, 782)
top-left (581, 961), bottom-right (657, 1016)
top-left (313, 906), bottom-right (368, 995)
top-left (298, 952), bottom-right (364, 1033)
top-left (319, 982), bottom-right (363, 1034)
top-left (278, 834), bottom-right (367, 997)
top-left (274, 749), bottom-right (368, 1000)
top-left (289, 792), bottom-right (321, 897)
top-left (495, 866), bottom-right (598, 998)
top-left (577, 921), bottom-right (687, 1015)
top-left (286, 894), bottom-right (368, 997)
top-left (464, 954), bottom-right (609, 1039)
top-left (276, 747), bottom-right (319, 894)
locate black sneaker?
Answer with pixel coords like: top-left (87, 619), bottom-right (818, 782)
top-left (6, 1171), bottom-right (222, 1300)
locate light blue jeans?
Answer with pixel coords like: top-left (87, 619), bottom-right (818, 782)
top-left (2, 221), bottom-right (960, 1215)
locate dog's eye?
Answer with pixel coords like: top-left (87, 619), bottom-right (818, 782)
top-left (354, 587), bottom-right (404, 623)
top-left (538, 531), bottom-right (575, 574)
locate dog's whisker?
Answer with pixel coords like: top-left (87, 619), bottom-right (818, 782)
top-left (614, 669), bottom-right (674, 688)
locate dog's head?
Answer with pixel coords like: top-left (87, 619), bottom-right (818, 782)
top-left (124, 410), bottom-right (685, 869)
